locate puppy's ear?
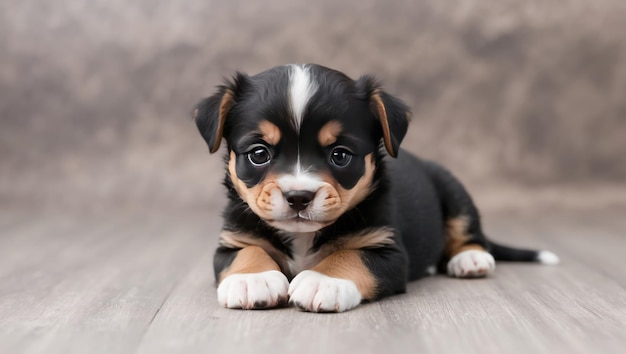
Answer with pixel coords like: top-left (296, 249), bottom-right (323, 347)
top-left (356, 75), bottom-right (411, 158)
top-left (193, 73), bottom-right (249, 153)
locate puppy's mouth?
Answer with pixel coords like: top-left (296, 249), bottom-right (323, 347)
top-left (268, 211), bottom-right (320, 222)
top-left (293, 212), bottom-right (315, 222)
top-left (266, 213), bottom-right (333, 232)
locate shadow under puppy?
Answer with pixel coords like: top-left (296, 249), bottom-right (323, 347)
top-left (193, 64), bottom-right (559, 313)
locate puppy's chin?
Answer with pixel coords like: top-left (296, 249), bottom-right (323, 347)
top-left (267, 219), bottom-right (327, 233)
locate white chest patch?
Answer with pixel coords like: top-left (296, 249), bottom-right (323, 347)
top-left (284, 232), bottom-right (320, 277)
top-left (288, 64), bottom-right (318, 132)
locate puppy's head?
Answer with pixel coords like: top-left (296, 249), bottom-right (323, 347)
top-left (194, 64), bottom-right (410, 233)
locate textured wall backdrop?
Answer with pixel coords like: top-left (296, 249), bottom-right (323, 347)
top-left (1, 0), bottom-right (625, 211)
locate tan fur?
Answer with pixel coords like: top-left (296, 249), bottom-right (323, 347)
top-left (370, 91), bottom-right (395, 157)
top-left (326, 227), bottom-right (395, 251)
top-left (218, 245), bottom-right (281, 283)
top-left (219, 230), bottom-right (258, 249)
top-left (317, 120), bottom-right (342, 147)
top-left (228, 150), bottom-right (256, 205)
top-left (219, 230), bottom-right (289, 270)
top-left (285, 227), bottom-right (395, 278)
top-left (455, 244), bottom-right (487, 254)
top-left (341, 154), bottom-right (376, 211)
top-left (312, 250), bottom-right (377, 300)
top-left (317, 153), bottom-right (376, 222)
top-left (220, 228), bottom-right (393, 280)
top-left (228, 148), bottom-right (375, 229)
top-left (259, 120), bottom-right (281, 145)
top-left (445, 216), bottom-right (486, 257)
top-left (304, 227), bottom-right (394, 279)
top-left (228, 151), bottom-right (281, 221)
top-left (209, 89), bottom-right (235, 153)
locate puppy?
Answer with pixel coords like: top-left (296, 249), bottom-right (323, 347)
top-left (193, 64), bottom-right (559, 313)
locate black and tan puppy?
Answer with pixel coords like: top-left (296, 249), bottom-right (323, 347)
top-left (193, 64), bottom-right (559, 313)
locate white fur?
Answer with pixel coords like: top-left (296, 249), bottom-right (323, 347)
top-left (447, 250), bottom-right (496, 278)
top-left (288, 270), bottom-right (362, 312)
top-left (217, 270), bottom-right (289, 309)
top-left (285, 232), bottom-right (318, 276)
top-left (537, 250), bottom-right (560, 265)
top-left (269, 186), bottom-right (286, 215)
top-left (269, 219), bottom-right (324, 233)
top-left (269, 172), bottom-right (328, 232)
top-left (277, 172), bottom-right (325, 193)
top-left (288, 64), bottom-right (318, 132)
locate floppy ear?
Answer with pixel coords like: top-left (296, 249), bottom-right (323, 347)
top-left (356, 75), bottom-right (411, 158)
top-left (193, 73), bottom-right (248, 153)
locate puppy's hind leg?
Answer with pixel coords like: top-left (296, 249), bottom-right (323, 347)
top-left (423, 161), bottom-right (495, 278)
top-left (445, 216), bottom-right (495, 278)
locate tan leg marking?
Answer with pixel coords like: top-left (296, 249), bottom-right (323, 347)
top-left (311, 250), bottom-right (377, 300)
top-left (219, 231), bottom-right (290, 272)
top-left (218, 246), bottom-right (281, 284)
top-left (316, 227), bottom-right (395, 259)
top-left (445, 216), bottom-right (487, 258)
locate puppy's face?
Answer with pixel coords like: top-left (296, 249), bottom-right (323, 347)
top-left (195, 64), bottom-right (409, 233)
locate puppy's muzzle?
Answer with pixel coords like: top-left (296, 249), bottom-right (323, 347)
top-left (284, 190), bottom-right (316, 212)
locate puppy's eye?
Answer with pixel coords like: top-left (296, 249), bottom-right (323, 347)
top-left (329, 147), bottom-right (353, 167)
top-left (247, 145), bottom-right (271, 166)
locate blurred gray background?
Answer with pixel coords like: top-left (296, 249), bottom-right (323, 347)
top-left (2, 0), bottom-right (625, 214)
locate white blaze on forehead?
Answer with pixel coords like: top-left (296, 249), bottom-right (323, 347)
top-left (288, 64), bottom-right (318, 131)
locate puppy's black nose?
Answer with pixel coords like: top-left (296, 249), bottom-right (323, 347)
top-left (285, 190), bottom-right (315, 212)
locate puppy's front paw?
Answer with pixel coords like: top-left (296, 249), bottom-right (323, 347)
top-left (217, 270), bottom-right (289, 309)
top-left (288, 270), bottom-right (362, 313)
top-left (447, 250), bottom-right (495, 278)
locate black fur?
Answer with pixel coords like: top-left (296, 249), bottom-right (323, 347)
top-left (195, 64), bottom-right (549, 304)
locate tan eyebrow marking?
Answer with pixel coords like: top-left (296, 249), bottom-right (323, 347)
top-left (318, 120), bottom-right (343, 147)
top-left (259, 120), bottom-right (281, 145)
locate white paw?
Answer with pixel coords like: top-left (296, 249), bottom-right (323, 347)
top-left (288, 270), bottom-right (362, 313)
top-left (447, 250), bottom-right (495, 278)
top-left (217, 270), bottom-right (289, 309)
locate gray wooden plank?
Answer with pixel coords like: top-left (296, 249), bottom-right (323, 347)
top-left (2, 208), bottom-right (626, 354)
top-left (0, 210), bottom-right (213, 354)
top-left (135, 209), bottom-right (626, 354)
top-left (138, 264), bottom-right (626, 354)
top-left (0, 212), bottom-right (133, 280)
top-left (543, 211), bottom-right (626, 286)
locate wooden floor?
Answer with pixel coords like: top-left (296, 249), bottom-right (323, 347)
top-left (1, 204), bottom-right (625, 354)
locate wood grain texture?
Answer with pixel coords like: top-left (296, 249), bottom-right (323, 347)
top-left (1, 207), bottom-right (625, 354)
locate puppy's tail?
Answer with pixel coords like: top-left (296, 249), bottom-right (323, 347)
top-left (489, 241), bottom-right (560, 265)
